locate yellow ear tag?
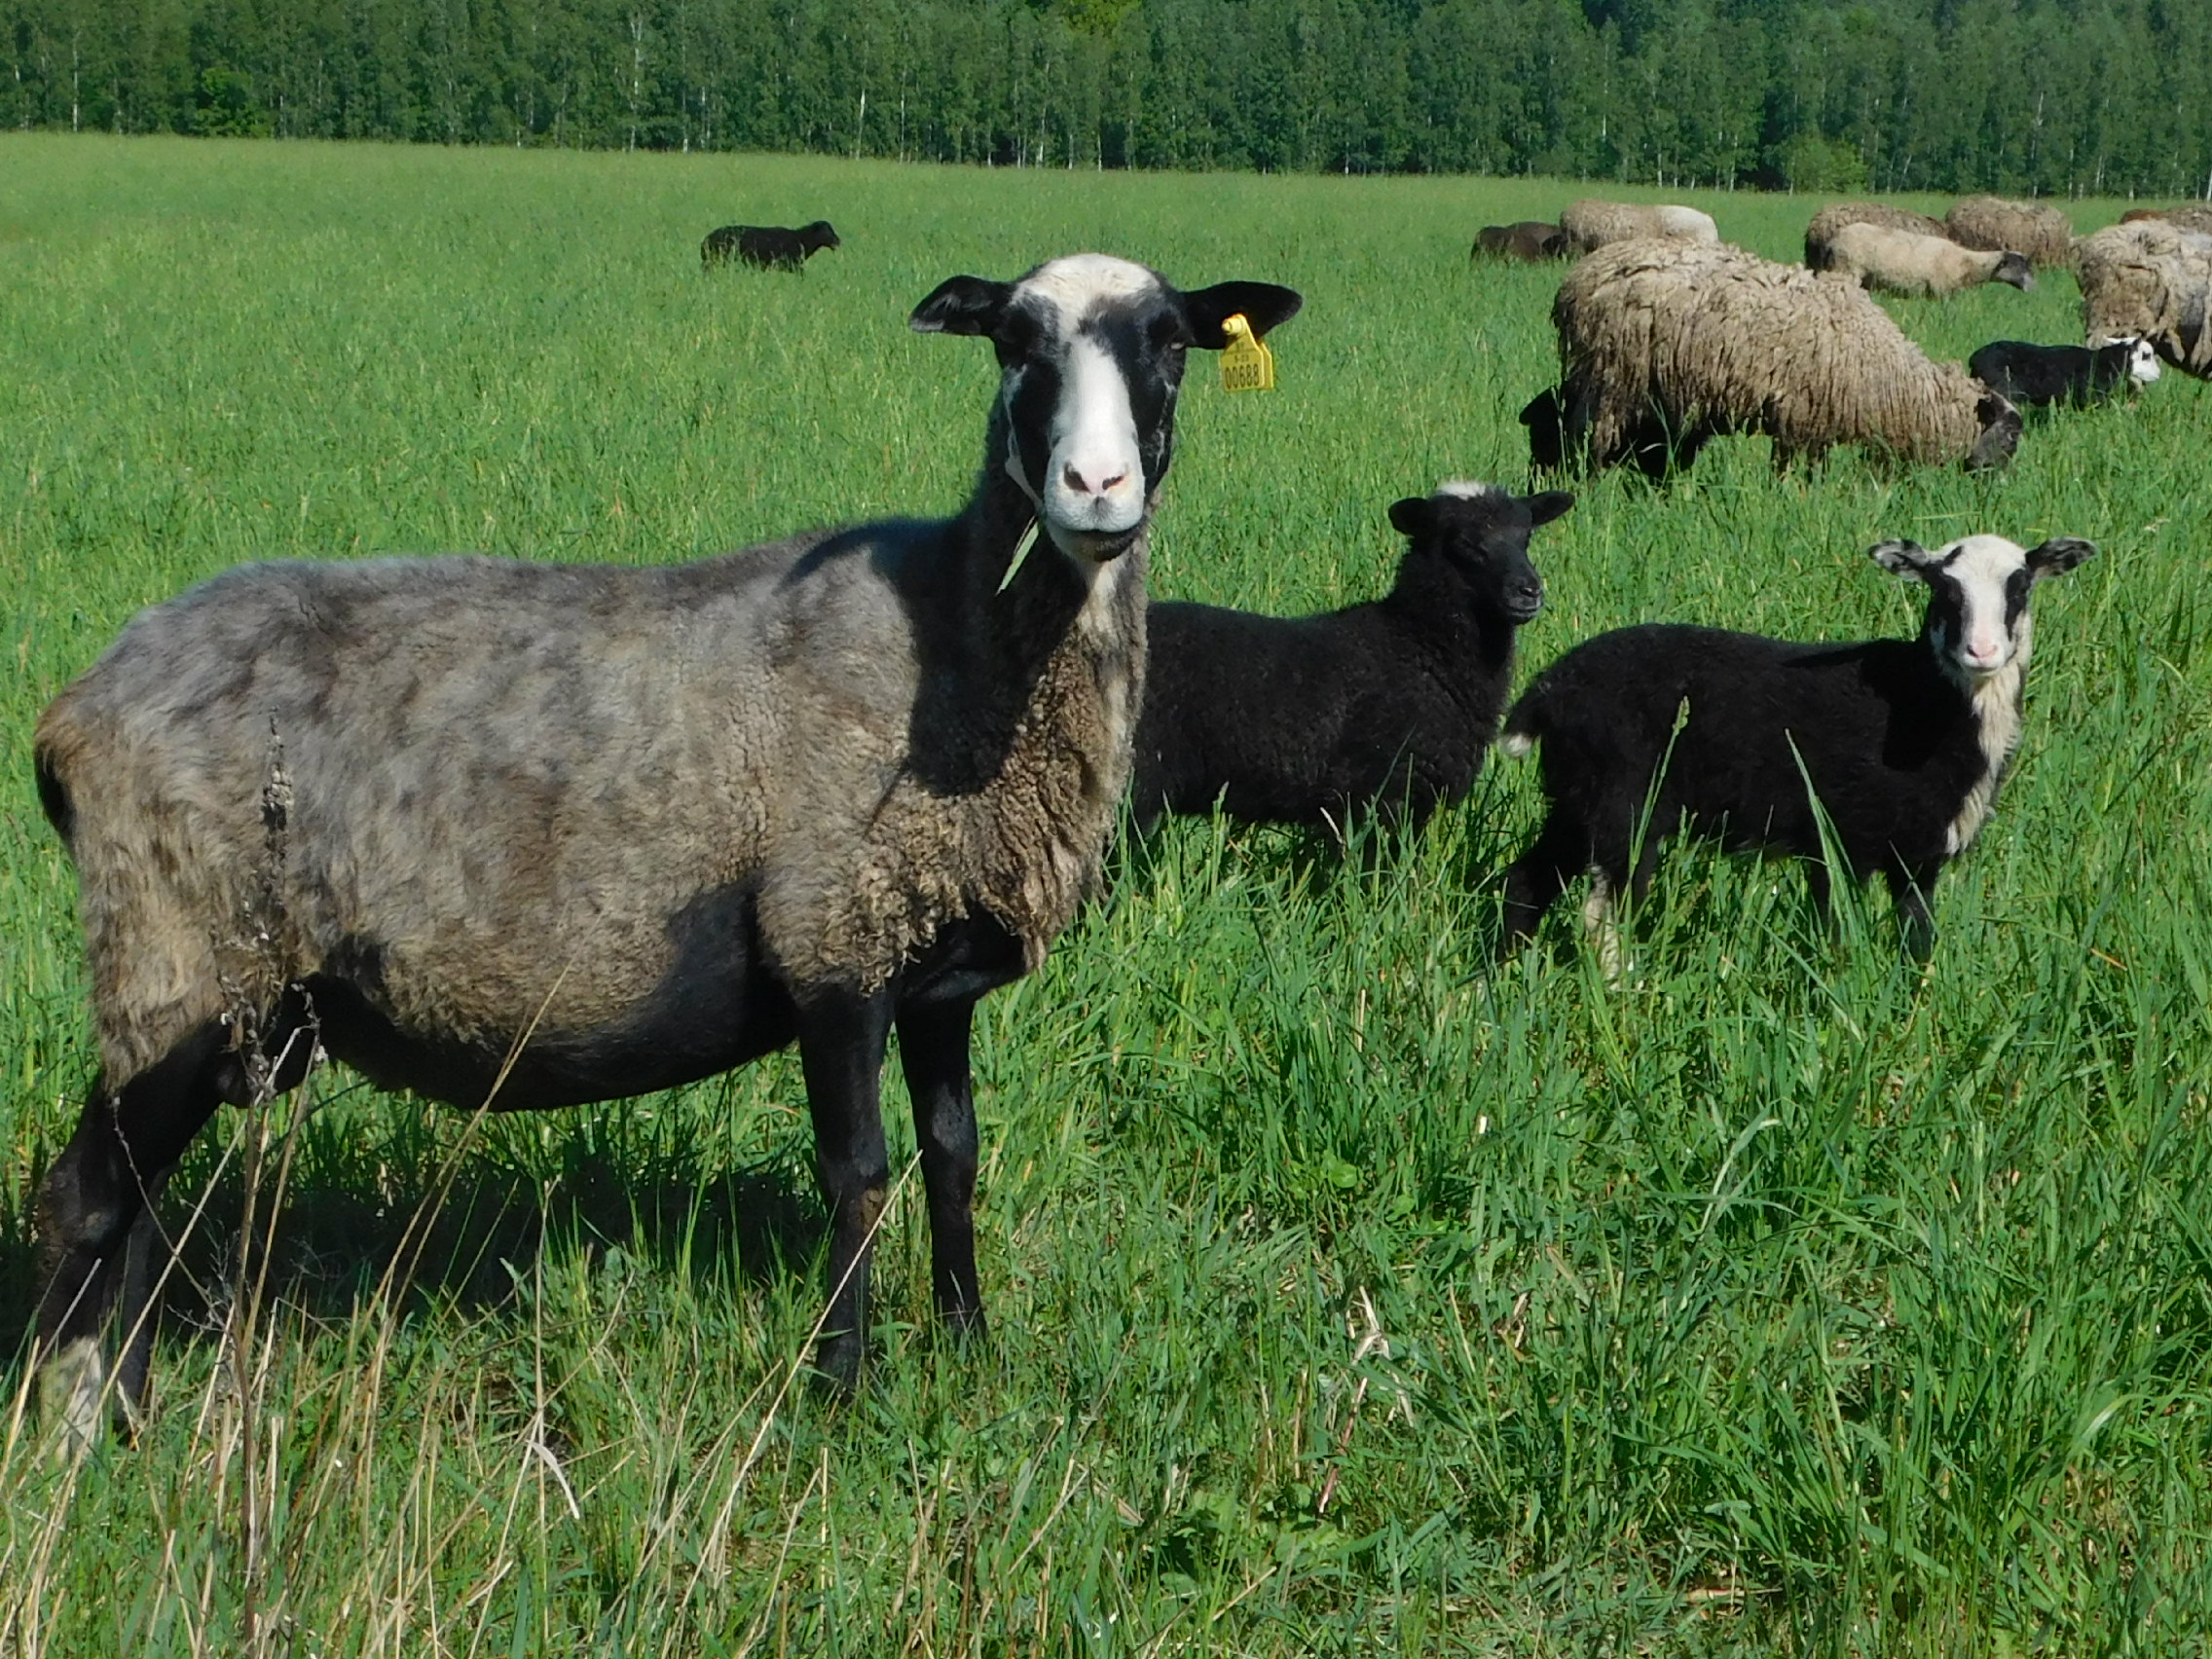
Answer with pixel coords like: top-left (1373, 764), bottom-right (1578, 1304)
top-left (1219, 313), bottom-right (1276, 392)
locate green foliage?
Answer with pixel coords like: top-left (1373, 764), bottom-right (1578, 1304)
top-left (3, 133), bottom-right (2212, 1653)
top-left (2, 0), bottom-right (2210, 193)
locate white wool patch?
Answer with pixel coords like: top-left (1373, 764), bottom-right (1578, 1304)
top-left (1018, 254), bottom-right (1161, 324)
top-left (1499, 732), bottom-right (1535, 759)
top-left (43, 1337), bottom-right (106, 1450)
top-left (1433, 480), bottom-right (1503, 500)
top-left (1042, 335), bottom-right (1144, 543)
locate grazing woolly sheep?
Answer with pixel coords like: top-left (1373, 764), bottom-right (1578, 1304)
top-left (1535, 239), bottom-right (2021, 479)
top-left (2076, 219), bottom-right (2212, 378)
top-left (1946, 197), bottom-right (2076, 270)
top-left (702, 220), bottom-right (841, 270)
top-left (29, 254), bottom-right (1303, 1437)
top-left (1968, 336), bottom-right (2159, 410)
top-left (1559, 200), bottom-right (1719, 255)
top-left (1128, 483), bottom-right (1574, 835)
top-left (2121, 204), bottom-right (2212, 237)
top-left (1804, 202), bottom-right (1952, 271)
top-left (1826, 222), bottom-right (2036, 298)
top-left (1498, 533), bottom-right (2095, 963)
top-left (1474, 221), bottom-right (1568, 261)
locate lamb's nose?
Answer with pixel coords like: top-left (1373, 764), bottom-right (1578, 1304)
top-left (1062, 461), bottom-right (1129, 498)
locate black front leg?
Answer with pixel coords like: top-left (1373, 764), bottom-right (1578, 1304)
top-left (1887, 864), bottom-right (1939, 964)
top-left (896, 997), bottom-right (986, 1342)
top-left (796, 988), bottom-right (896, 1392)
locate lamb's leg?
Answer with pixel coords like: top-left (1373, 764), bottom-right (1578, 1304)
top-left (34, 1023), bottom-right (226, 1446)
top-left (896, 998), bottom-right (985, 1342)
top-left (798, 990), bottom-right (896, 1392)
top-left (1500, 813), bottom-right (1586, 954)
top-left (1887, 864), bottom-right (1940, 963)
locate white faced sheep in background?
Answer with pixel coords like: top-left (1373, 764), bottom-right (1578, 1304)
top-left (1128, 483), bottom-right (1573, 836)
top-left (1558, 200), bottom-right (1719, 255)
top-left (2076, 219), bottom-right (2212, 379)
top-left (28, 253), bottom-right (1302, 1437)
top-left (1946, 196), bottom-right (2078, 270)
top-left (1825, 222), bottom-right (2037, 298)
top-left (1968, 336), bottom-right (2160, 411)
top-left (1804, 201), bottom-right (1953, 271)
top-left (1529, 238), bottom-right (2021, 480)
top-left (1495, 533), bottom-right (2095, 965)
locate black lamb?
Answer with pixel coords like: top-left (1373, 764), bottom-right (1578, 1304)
top-left (1497, 533), bottom-right (2094, 962)
top-left (1129, 483), bottom-right (1574, 835)
top-left (701, 220), bottom-right (841, 271)
top-left (1967, 336), bottom-right (2159, 411)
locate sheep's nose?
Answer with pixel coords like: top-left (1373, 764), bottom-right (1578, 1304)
top-left (1061, 461), bottom-right (1130, 498)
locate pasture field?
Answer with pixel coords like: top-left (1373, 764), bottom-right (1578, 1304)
top-left (3, 133), bottom-right (2211, 1655)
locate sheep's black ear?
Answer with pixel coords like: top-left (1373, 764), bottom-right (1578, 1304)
top-left (1525, 491), bottom-right (1575, 526)
top-left (1387, 497), bottom-right (1434, 537)
top-left (2026, 536), bottom-right (2096, 579)
top-left (1870, 539), bottom-right (1935, 576)
top-left (910, 276), bottom-right (1014, 336)
top-left (1183, 282), bottom-right (1304, 348)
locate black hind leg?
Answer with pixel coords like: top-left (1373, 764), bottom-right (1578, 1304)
top-left (1887, 863), bottom-right (1940, 964)
top-left (1501, 813), bottom-right (1590, 955)
top-left (35, 1023), bottom-right (228, 1443)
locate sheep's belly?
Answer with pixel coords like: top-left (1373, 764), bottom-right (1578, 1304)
top-left (304, 882), bottom-right (800, 1112)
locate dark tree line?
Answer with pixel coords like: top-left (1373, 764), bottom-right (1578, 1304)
top-left (7, 0), bottom-right (2209, 198)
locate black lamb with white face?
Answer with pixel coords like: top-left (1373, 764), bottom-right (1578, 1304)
top-left (1968, 336), bottom-right (2160, 410)
top-left (1497, 533), bottom-right (2094, 963)
top-left (1129, 483), bottom-right (1573, 836)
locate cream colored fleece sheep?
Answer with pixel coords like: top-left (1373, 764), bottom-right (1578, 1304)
top-left (1804, 201), bottom-right (1951, 270)
top-left (1559, 200), bottom-right (1719, 255)
top-left (1826, 223), bottom-right (2036, 297)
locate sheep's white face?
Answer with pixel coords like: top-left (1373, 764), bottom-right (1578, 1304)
top-left (1872, 533), bottom-right (2096, 683)
top-left (2126, 336), bottom-right (2162, 384)
top-left (910, 257), bottom-right (1302, 566)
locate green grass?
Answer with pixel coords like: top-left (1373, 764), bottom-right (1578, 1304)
top-left (4, 132), bottom-right (2211, 1655)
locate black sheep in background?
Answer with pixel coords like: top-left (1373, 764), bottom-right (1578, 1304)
top-left (1968, 336), bottom-right (2159, 411)
top-left (702, 220), bottom-right (841, 271)
top-left (1129, 483), bottom-right (1573, 836)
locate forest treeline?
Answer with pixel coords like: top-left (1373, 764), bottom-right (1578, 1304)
top-left (9, 0), bottom-right (2209, 198)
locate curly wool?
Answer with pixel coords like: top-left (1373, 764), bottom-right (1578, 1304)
top-left (1804, 201), bottom-right (1951, 270)
top-left (2121, 204), bottom-right (2212, 236)
top-left (2076, 220), bottom-right (2212, 378)
top-left (1946, 196), bottom-right (2076, 269)
top-left (1555, 239), bottom-right (2003, 468)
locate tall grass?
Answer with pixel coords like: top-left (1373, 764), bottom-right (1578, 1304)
top-left (2, 133), bottom-right (2209, 1654)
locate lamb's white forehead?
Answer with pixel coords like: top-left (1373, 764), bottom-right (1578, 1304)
top-left (1017, 255), bottom-right (1164, 327)
top-left (1937, 534), bottom-right (2030, 587)
top-left (1433, 480), bottom-right (1504, 501)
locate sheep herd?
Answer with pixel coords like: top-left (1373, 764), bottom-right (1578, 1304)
top-left (24, 186), bottom-right (2207, 1430)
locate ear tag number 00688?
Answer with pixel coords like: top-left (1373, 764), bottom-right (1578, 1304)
top-left (1219, 313), bottom-right (1276, 392)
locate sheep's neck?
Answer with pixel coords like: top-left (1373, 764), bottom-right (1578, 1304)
top-left (1386, 556), bottom-right (1519, 682)
top-left (1935, 610), bottom-right (2031, 857)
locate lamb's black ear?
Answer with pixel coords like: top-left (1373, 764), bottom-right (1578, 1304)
top-left (2026, 536), bottom-right (2096, 579)
top-left (1525, 491), bottom-right (1575, 526)
top-left (910, 276), bottom-right (1015, 336)
top-left (1870, 539), bottom-right (1935, 577)
top-left (1183, 282), bottom-right (1304, 348)
top-left (1387, 497), bottom-right (1434, 538)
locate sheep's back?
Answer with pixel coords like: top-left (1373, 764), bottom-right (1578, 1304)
top-left (2077, 220), bottom-right (2212, 377)
top-left (1947, 196), bottom-right (2075, 268)
top-left (36, 535), bottom-right (918, 1066)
